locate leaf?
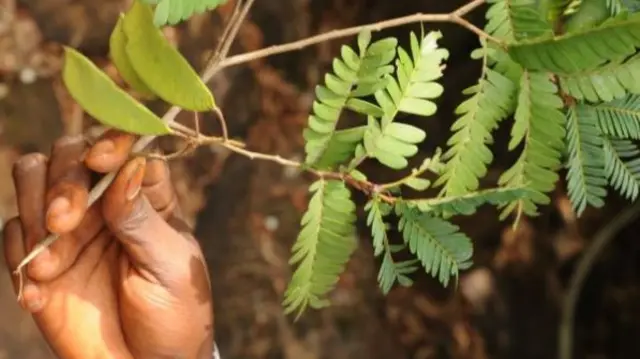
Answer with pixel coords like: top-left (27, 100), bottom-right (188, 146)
top-left (62, 47), bottom-right (171, 135)
top-left (436, 44), bottom-right (517, 197)
top-left (363, 31), bottom-right (448, 170)
top-left (303, 31), bottom-right (396, 168)
top-left (564, 103), bottom-right (608, 216)
top-left (140, 0), bottom-right (230, 26)
top-left (122, 0), bottom-right (216, 111)
top-left (594, 94), bottom-right (640, 139)
top-left (498, 71), bottom-right (566, 219)
top-left (365, 198), bottom-right (417, 294)
top-left (404, 187), bottom-right (533, 216)
top-left (564, 0), bottom-right (611, 32)
top-left (396, 204), bottom-right (473, 286)
top-left (108, 15), bottom-right (156, 98)
top-left (283, 179), bottom-right (358, 318)
top-left (603, 137), bottom-right (640, 200)
top-left (507, 11), bottom-right (640, 74)
top-left (374, 31), bottom-right (449, 124)
top-left (558, 54), bottom-right (640, 103)
top-left (363, 117), bottom-right (426, 170)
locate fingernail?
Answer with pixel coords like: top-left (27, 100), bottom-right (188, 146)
top-left (46, 196), bottom-right (71, 218)
top-left (125, 159), bottom-right (146, 201)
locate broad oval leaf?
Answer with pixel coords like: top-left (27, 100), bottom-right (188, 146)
top-left (109, 15), bottom-right (156, 99)
top-left (123, 1), bottom-right (216, 112)
top-left (62, 47), bottom-right (171, 135)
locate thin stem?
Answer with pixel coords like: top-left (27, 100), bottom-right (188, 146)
top-left (218, 140), bottom-right (302, 168)
top-left (217, 0), bottom-right (493, 70)
top-left (558, 201), bottom-right (640, 359)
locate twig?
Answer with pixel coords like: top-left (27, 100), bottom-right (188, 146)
top-left (14, 0), bottom-right (491, 284)
top-left (558, 201), bottom-right (640, 359)
top-left (217, 0), bottom-right (493, 70)
top-left (12, 0), bottom-right (257, 283)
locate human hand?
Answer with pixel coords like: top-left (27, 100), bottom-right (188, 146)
top-left (3, 131), bottom-right (214, 359)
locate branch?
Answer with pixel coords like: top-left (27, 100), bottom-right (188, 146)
top-left (13, 0), bottom-right (491, 283)
top-left (217, 0), bottom-right (494, 70)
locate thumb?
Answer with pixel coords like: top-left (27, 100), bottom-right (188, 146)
top-left (102, 157), bottom-right (187, 276)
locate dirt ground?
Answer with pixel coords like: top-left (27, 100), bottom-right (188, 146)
top-left (2, 1), bottom-right (640, 359)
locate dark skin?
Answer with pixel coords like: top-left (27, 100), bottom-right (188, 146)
top-left (2, 131), bottom-right (214, 359)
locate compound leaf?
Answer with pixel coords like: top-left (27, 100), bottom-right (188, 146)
top-left (396, 204), bottom-right (473, 286)
top-left (140, 0), bottom-right (230, 27)
top-left (564, 103), bottom-right (608, 216)
top-left (284, 179), bottom-right (358, 319)
top-left (508, 11), bottom-right (640, 74)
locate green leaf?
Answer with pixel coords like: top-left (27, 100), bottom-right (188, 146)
top-left (140, 0), bottom-right (230, 26)
top-left (61, 47), bottom-right (171, 136)
top-left (122, 0), bottom-right (216, 111)
top-left (362, 31), bottom-right (448, 170)
top-left (396, 204), bottom-right (473, 286)
top-left (283, 179), bottom-right (358, 318)
top-left (564, 103), bottom-right (608, 216)
top-left (558, 54), bottom-right (640, 103)
top-left (404, 177), bottom-right (431, 191)
top-left (498, 71), bottom-right (566, 219)
top-left (365, 198), bottom-right (418, 294)
top-left (508, 11), bottom-right (640, 74)
top-left (404, 187), bottom-right (532, 216)
top-left (108, 15), bottom-right (156, 98)
top-left (603, 137), bottom-right (640, 200)
top-left (594, 94), bottom-right (640, 139)
top-left (310, 126), bottom-right (367, 170)
top-left (436, 44), bottom-right (517, 197)
top-left (303, 31), bottom-right (397, 168)
top-left (363, 117), bottom-right (425, 170)
top-left (374, 31), bottom-right (449, 124)
top-left (564, 0), bottom-right (611, 32)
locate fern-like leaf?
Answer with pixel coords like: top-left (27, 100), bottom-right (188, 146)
top-left (558, 54), bottom-right (640, 102)
top-left (363, 116), bottom-right (426, 170)
top-left (508, 11), bottom-right (640, 74)
top-left (564, 103), bottom-right (608, 216)
top-left (404, 187), bottom-right (532, 216)
top-left (362, 31), bottom-right (448, 169)
top-left (594, 94), bottom-right (640, 139)
top-left (374, 31), bottom-right (449, 120)
top-left (436, 45), bottom-right (516, 196)
top-left (365, 198), bottom-right (418, 294)
top-left (141, 0), bottom-right (230, 26)
top-left (603, 137), bottom-right (640, 200)
top-left (284, 179), bottom-right (358, 318)
top-left (485, 0), bottom-right (553, 41)
top-left (498, 71), bottom-right (566, 219)
top-left (309, 126), bottom-right (366, 170)
top-left (396, 204), bottom-right (473, 286)
top-left (304, 31), bottom-right (396, 168)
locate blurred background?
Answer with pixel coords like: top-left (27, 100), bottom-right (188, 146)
top-left (1, 0), bottom-right (640, 358)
